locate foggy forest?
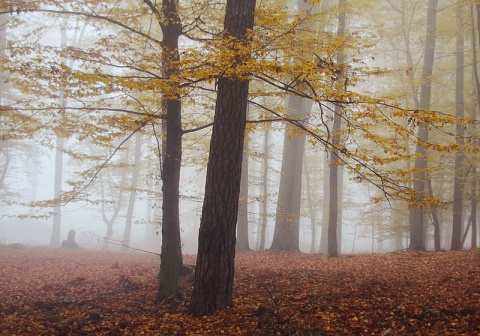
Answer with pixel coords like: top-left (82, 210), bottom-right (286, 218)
top-left (1, 0), bottom-right (480, 335)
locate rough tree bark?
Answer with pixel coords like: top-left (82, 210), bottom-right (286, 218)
top-left (153, 0), bottom-right (184, 300)
top-left (236, 131), bottom-right (250, 252)
top-left (188, 0), bottom-right (256, 316)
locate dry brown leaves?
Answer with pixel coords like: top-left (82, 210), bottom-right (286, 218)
top-left (0, 247), bottom-right (479, 335)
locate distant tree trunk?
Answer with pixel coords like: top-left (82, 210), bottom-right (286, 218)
top-left (258, 127), bottom-right (269, 251)
top-left (122, 132), bottom-right (142, 250)
top-left (337, 166), bottom-right (344, 253)
top-left (188, 0), bottom-right (256, 316)
top-left (470, 3), bottom-right (480, 249)
top-left (100, 171), bottom-right (126, 250)
top-left (145, 126), bottom-right (164, 253)
top-left (327, 0), bottom-right (346, 258)
top-left (427, 177), bottom-right (441, 251)
top-left (0, 13), bottom-right (6, 107)
top-left (392, 207), bottom-right (405, 251)
top-left (50, 18), bottom-right (88, 248)
top-left (236, 131), bottom-right (250, 252)
top-left (155, 0), bottom-right (184, 300)
top-left (305, 160), bottom-right (317, 253)
top-left (271, 95), bottom-right (311, 251)
top-left (50, 136), bottom-right (64, 248)
top-left (471, 181), bottom-right (477, 249)
top-left (451, 3), bottom-right (466, 250)
top-left (408, 0), bottom-right (438, 251)
top-left (270, 0), bottom-right (314, 252)
top-left (319, 156), bottom-right (329, 254)
top-left (50, 22), bottom-right (68, 248)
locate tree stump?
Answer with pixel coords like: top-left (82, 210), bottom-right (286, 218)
top-left (62, 229), bottom-right (79, 249)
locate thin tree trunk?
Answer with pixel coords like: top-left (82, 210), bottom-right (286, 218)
top-left (461, 214), bottom-right (472, 247)
top-left (471, 180), bottom-right (477, 249)
top-left (319, 155), bottom-right (329, 254)
top-left (305, 159), bottom-right (317, 253)
top-left (451, 3), bottom-right (466, 250)
top-left (327, 0), bottom-right (346, 258)
top-left (50, 22), bottom-right (68, 248)
top-left (100, 170), bottom-right (127, 251)
top-left (427, 177), bottom-right (441, 251)
top-left (258, 127), bottom-right (269, 251)
top-left (50, 136), bottom-right (64, 248)
top-left (188, 0), bottom-right (256, 316)
top-left (469, 3), bottom-right (480, 249)
top-left (122, 132), bottom-right (142, 250)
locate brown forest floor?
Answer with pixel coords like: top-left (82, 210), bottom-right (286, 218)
top-left (0, 247), bottom-right (479, 335)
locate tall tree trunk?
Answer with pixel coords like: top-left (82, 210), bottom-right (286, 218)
top-left (305, 158), bottom-right (317, 253)
top-left (258, 127), bottom-right (269, 251)
top-left (270, 0), bottom-right (314, 252)
top-left (470, 3), bottom-right (480, 249)
top-left (408, 0), bottom-right (438, 251)
top-left (319, 155), bottom-right (329, 254)
top-left (271, 95), bottom-right (310, 251)
top-left (50, 136), bottom-right (64, 248)
top-left (451, 3), bottom-right (466, 250)
top-left (188, 0), bottom-right (256, 316)
top-left (50, 17), bottom-right (88, 247)
top-left (154, 0), bottom-right (184, 300)
top-left (0, 14), bottom-right (8, 192)
top-left (50, 22), bottom-right (68, 248)
top-left (327, 0), bottom-right (346, 258)
top-left (236, 131), bottom-right (250, 251)
top-left (122, 132), bottom-right (142, 250)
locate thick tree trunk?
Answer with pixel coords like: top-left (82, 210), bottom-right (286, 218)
top-left (236, 140), bottom-right (250, 251)
top-left (271, 100), bottom-right (307, 251)
top-left (451, 3), bottom-right (465, 250)
top-left (156, 0), bottom-right (184, 300)
top-left (188, 0), bottom-right (256, 316)
top-left (270, 0), bottom-right (314, 252)
top-left (408, 0), bottom-right (438, 251)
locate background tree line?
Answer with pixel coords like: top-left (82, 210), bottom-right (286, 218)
top-left (1, 0), bottom-right (479, 315)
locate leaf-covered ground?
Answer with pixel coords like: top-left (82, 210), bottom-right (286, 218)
top-left (0, 247), bottom-right (479, 335)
